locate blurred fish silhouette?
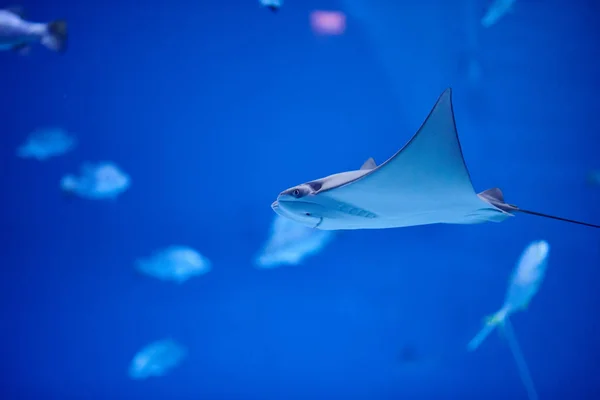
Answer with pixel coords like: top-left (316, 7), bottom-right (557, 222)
top-left (0, 6), bottom-right (67, 54)
top-left (586, 169), bottom-right (600, 187)
top-left (129, 339), bottom-right (187, 380)
top-left (254, 215), bottom-right (334, 268)
top-left (17, 127), bottom-right (76, 160)
top-left (397, 344), bottom-right (419, 364)
top-left (310, 10), bottom-right (346, 36)
top-left (482, 0), bottom-right (516, 27)
top-left (468, 240), bottom-right (549, 400)
top-left (60, 162), bottom-right (130, 200)
top-left (260, 0), bottom-right (282, 13)
top-left (135, 246), bottom-right (211, 283)
top-left (272, 88), bottom-right (600, 230)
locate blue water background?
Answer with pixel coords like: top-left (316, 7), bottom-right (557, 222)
top-left (1, 0), bottom-right (599, 398)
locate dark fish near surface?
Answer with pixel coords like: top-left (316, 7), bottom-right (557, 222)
top-left (259, 0), bottom-right (282, 13)
top-left (0, 7), bottom-right (67, 53)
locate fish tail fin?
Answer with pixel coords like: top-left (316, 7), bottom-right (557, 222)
top-left (42, 20), bottom-right (68, 52)
top-left (467, 309), bottom-right (506, 351)
top-left (502, 318), bottom-right (539, 400)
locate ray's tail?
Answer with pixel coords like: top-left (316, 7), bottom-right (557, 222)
top-left (516, 208), bottom-right (600, 229)
top-left (502, 318), bottom-right (539, 400)
top-left (478, 188), bottom-right (600, 229)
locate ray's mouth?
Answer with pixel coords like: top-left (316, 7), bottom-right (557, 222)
top-left (271, 199), bottom-right (323, 228)
top-left (314, 217), bottom-right (323, 228)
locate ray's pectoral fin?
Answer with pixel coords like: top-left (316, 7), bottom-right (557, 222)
top-left (478, 187), bottom-right (600, 229)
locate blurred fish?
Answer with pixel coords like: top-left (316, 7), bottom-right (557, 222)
top-left (463, 53), bottom-right (483, 86)
top-left (397, 344), bottom-right (419, 364)
top-left (310, 10), bottom-right (347, 36)
top-left (60, 161), bottom-right (130, 200)
top-left (482, 0), bottom-right (516, 27)
top-left (468, 240), bottom-right (549, 400)
top-left (16, 127), bottom-right (75, 160)
top-left (468, 240), bottom-right (550, 351)
top-left (460, 0), bottom-right (483, 87)
top-left (129, 339), bottom-right (187, 380)
top-left (587, 169), bottom-right (600, 187)
top-left (272, 89), bottom-right (600, 230)
top-left (0, 6), bottom-right (67, 53)
top-left (135, 246), bottom-right (211, 283)
top-left (254, 215), bottom-right (334, 268)
top-left (260, 0), bottom-right (282, 13)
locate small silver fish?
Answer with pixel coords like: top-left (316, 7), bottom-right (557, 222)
top-left (0, 7), bottom-right (67, 53)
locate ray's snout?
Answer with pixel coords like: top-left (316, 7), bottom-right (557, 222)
top-left (271, 196), bottom-right (323, 228)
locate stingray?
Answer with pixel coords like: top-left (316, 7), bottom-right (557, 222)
top-left (271, 88), bottom-right (600, 231)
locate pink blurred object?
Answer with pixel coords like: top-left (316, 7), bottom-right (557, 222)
top-left (310, 10), bottom-right (346, 36)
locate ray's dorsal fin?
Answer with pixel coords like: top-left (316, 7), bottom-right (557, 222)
top-left (360, 157), bottom-right (376, 170)
top-left (478, 187), bottom-right (600, 229)
top-left (479, 187), bottom-right (504, 202)
top-left (477, 187), bottom-right (515, 212)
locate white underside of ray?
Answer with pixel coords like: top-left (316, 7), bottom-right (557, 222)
top-left (317, 89), bottom-right (497, 229)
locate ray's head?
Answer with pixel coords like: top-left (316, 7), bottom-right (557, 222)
top-left (271, 180), bottom-right (326, 228)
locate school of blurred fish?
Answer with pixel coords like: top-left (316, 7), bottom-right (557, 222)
top-left (14, 118), bottom-right (337, 379)
top-left (9, 1), bottom-right (599, 396)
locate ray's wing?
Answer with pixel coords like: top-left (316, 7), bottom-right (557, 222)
top-left (319, 88), bottom-right (483, 216)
